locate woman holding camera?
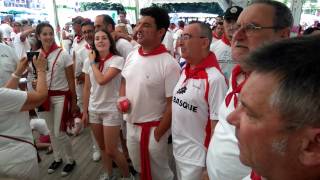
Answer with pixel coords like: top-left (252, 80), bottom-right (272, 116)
top-left (34, 22), bottom-right (78, 177)
top-left (0, 54), bottom-right (47, 180)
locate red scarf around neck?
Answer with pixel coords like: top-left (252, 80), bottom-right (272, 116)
top-left (138, 44), bottom-right (167, 57)
top-left (42, 43), bottom-right (60, 58)
top-left (75, 35), bottom-right (83, 43)
top-left (221, 33), bottom-right (231, 46)
top-left (225, 65), bottom-right (248, 108)
top-left (251, 171), bottom-right (262, 180)
top-left (184, 52), bottom-right (222, 82)
top-left (98, 53), bottom-right (113, 72)
top-left (212, 31), bottom-right (221, 40)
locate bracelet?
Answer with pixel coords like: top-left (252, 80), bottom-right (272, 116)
top-left (11, 72), bottom-right (21, 79)
top-left (90, 61), bottom-right (96, 66)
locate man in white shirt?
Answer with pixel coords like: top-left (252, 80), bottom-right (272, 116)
top-left (229, 35), bottom-right (320, 180)
top-left (94, 14), bottom-right (133, 60)
top-left (210, 6), bottom-right (243, 80)
top-left (205, 1), bottom-right (293, 180)
top-left (120, 6), bottom-right (180, 180)
top-left (172, 21), bottom-right (227, 180)
top-left (0, 42), bottom-right (19, 87)
top-left (12, 21), bottom-right (35, 59)
top-left (0, 15), bottom-right (13, 46)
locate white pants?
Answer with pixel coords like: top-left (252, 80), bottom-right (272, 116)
top-left (126, 122), bottom-right (174, 180)
top-left (75, 83), bottom-right (83, 112)
top-left (39, 96), bottom-right (74, 163)
top-left (0, 157), bottom-right (39, 180)
top-left (175, 159), bottom-right (203, 180)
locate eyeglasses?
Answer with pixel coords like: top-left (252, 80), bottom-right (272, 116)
top-left (178, 34), bottom-right (207, 41)
top-left (232, 23), bottom-right (278, 35)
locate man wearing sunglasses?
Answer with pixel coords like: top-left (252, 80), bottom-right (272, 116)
top-left (205, 1), bottom-right (293, 180)
top-left (172, 21), bottom-right (227, 180)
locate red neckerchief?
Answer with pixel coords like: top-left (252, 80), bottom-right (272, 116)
top-left (85, 44), bottom-right (92, 50)
top-left (225, 65), bottom-right (248, 108)
top-left (184, 52), bottom-right (221, 82)
top-left (75, 35), bottom-right (83, 43)
top-left (221, 33), bottom-right (231, 46)
top-left (138, 44), bottom-right (167, 56)
top-left (251, 171), bottom-right (262, 180)
top-left (42, 43), bottom-right (60, 58)
top-left (212, 31), bottom-right (221, 40)
top-left (98, 53), bottom-right (113, 72)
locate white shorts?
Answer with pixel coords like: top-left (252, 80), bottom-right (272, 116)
top-left (89, 111), bottom-right (122, 126)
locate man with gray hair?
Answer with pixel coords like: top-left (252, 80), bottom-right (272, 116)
top-left (172, 21), bottom-right (227, 180)
top-left (228, 35), bottom-right (320, 180)
top-left (205, 0), bottom-right (293, 179)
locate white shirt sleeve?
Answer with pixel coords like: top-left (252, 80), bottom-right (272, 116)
top-left (61, 51), bottom-right (73, 68)
top-left (208, 71), bottom-right (228, 120)
top-left (82, 58), bottom-right (90, 74)
top-left (116, 38), bottom-right (133, 60)
top-left (109, 56), bottom-right (124, 71)
top-left (0, 88), bottom-right (27, 113)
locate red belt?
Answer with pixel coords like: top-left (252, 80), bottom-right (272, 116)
top-left (134, 121), bottom-right (160, 180)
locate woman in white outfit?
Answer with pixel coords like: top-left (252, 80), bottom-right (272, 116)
top-left (35, 22), bottom-right (78, 177)
top-left (82, 29), bottom-right (133, 180)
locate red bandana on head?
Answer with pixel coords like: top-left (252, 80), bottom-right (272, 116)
top-left (225, 65), bottom-right (248, 108)
top-left (42, 43), bottom-right (60, 58)
top-left (138, 44), bottom-right (167, 56)
top-left (98, 53), bottom-right (113, 72)
top-left (221, 33), bottom-right (231, 46)
top-left (184, 52), bottom-right (222, 82)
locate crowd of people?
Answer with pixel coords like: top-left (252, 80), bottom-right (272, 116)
top-left (0, 0), bottom-right (319, 180)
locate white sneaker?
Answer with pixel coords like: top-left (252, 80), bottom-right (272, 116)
top-left (92, 149), bottom-right (101, 162)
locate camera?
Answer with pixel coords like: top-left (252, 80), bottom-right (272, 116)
top-left (27, 51), bottom-right (40, 62)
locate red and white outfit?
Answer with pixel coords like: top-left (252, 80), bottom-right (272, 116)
top-left (172, 52), bottom-right (227, 180)
top-left (122, 45), bottom-right (180, 180)
top-left (37, 44), bottom-right (75, 164)
top-left (206, 65), bottom-right (251, 180)
top-left (210, 34), bottom-right (234, 80)
top-left (83, 54), bottom-right (124, 126)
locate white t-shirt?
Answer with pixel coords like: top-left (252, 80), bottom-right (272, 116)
top-left (30, 118), bottom-right (50, 135)
top-left (83, 55), bottom-right (124, 112)
top-left (172, 66), bottom-right (227, 166)
top-left (210, 40), bottom-right (234, 80)
top-left (0, 43), bottom-right (19, 87)
top-left (13, 32), bottom-right (31, 59)
top-left (71, 37), bottom-right (86, 54)
top-left (75, 46), bottom-right (90, 78)
top-left (162, 31), bottom-right (174, 55)
top-left (0, 88), bottom-right (36, 165)
top-left (116, 38), bottom-right (133, 60)
top-left (121, 48), bottom-right (181, 123)
top-left (46, 48), bottom-right (73, 91)
top-left (206, 73), bottom-right (251, 180)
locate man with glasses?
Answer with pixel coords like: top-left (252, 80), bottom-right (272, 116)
top-left (172, 21), bottom-right (227, 180)
top-left (205, 1), bottom-right (293, 180)
top-left (210, 6), bottom-right (243, 80)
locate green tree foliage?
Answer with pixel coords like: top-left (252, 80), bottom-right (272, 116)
top-left (152, 2), bottom-right (224, 15)
top-left (80, 2), bottom-right (125, 13)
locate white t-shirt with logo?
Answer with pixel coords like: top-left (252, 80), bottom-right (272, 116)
top-left (206, 73), bottom-right (251, 180)
top-left (83, 55), bottom-right (124, 113)
top-left (0, 88), bottom-right (36, 165)
top-left (121, 50), bottom-right (181, 123)
top-left (172, 67), bottom-right (227, 166)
